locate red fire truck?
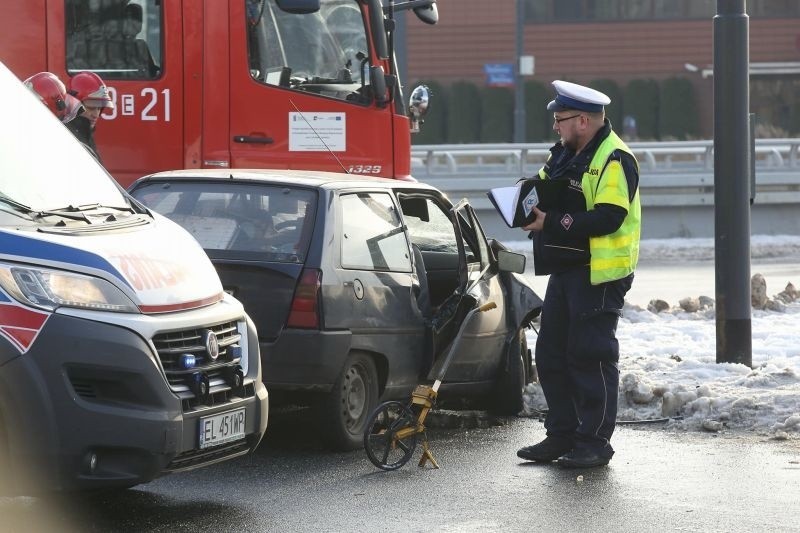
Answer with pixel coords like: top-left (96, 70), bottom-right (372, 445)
top-left (0, 0), bottom-right (435, 187)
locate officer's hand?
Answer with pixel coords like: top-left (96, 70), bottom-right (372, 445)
top-left (521, 207), bottom-right (545, 232)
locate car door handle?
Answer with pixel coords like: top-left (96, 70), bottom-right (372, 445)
top-left (233, 135), bottom-right (274, 144)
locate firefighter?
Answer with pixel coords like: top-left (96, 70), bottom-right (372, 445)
top-left (66, 71), bottom-right (115, 162)
top-left (23, 72), bottom-right (83, 124)
top-left (516, 80), bottom-right (641, 468)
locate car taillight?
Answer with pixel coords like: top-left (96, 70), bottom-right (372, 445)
top-left (287, 268), bottom-right (322, 329)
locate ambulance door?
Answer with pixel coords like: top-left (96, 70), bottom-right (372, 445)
top-left (51, 0), bottom-right (185, 188)
top-left (227, 0), bottom-right (395, 176)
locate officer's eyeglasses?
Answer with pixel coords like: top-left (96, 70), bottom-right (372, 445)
top-left (554, 114), bottom-right (582, 124)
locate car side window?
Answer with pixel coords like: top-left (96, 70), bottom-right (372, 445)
top-left (403, 197), bottom-right (480, 264)
top-left (403, 198), bottom-right (458, 253)
top-left (65, 0), bottom-right (162, 79)
top-left (340, 192), bottom-right (411, 272)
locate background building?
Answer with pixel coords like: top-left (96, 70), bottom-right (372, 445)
top-left (405, 0), bottom-right (800, 143)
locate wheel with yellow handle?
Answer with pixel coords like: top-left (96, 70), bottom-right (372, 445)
top-left (363, 400), bottom-right (418, 470)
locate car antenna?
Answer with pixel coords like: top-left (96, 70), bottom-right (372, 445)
top-left (289, 99), bottom-right (349, 174)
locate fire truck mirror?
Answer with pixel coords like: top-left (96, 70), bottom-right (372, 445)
top-left (409, 85), bottom-right (431, 133)
top-left (413, 2), bottom-right (439, 25)
top-left (370, 66), bottom-right (388, 107)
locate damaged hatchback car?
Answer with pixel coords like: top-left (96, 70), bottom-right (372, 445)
top-left (129, 170), bottom-right (542, 450)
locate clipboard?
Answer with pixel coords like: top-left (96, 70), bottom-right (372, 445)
top-left (486, 178), bottom-right (567, 228)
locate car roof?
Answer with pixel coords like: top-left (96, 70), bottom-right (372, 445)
top-left (136, 168), bottom-right (442, 194)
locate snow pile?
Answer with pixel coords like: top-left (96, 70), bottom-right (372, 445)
top-left (518, 236), bottom-right (800, 437)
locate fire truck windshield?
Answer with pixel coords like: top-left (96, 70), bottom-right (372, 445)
top-left (247, 0), bottom-right (369, 101)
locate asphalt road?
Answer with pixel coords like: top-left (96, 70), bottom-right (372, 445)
top-left (3, 409), bottom-right (799, 533)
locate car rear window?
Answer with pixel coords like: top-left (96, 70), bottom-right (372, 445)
top-left (132, 181), bottom-right (316, 263)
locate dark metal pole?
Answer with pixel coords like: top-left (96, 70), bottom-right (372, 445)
top-left (513, 0), bottom-right (525, 142)
top-left (714, 0), bottom-right (752, 366)
top-left (395, 10), bottom-right (408, 90)
top-left (749, 113), bottom-right (756, 204)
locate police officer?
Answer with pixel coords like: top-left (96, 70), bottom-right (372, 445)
top-left (516, 81), bottom-right (641, 468)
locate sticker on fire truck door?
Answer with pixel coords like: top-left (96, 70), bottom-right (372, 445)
top-left (289, 112), bottom-right (346, 151)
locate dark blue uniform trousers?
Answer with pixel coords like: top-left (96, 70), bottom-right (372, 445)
top-left (535, 267), bottom-right (633, 453)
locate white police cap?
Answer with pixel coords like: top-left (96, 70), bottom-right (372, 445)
top-left (547, 80), bottom-right (611, 113)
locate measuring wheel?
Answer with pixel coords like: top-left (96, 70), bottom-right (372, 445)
top-left (363, 400), bottom-right (419, 471)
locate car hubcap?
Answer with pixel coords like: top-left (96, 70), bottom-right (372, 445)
top-left (343, 366), bottom-right (367, 429)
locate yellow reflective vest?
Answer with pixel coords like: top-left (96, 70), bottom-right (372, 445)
top-left (539, 130), bottom-right (641, 284)
top-left (583, 130), bottom-right (641, 284)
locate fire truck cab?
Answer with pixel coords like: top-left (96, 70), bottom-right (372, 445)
top-left (0, 0), bottom-right (435, 187)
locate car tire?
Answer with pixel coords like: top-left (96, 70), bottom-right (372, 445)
top-left (317, 352), bottom-right (379, 451)
top-left (491, 328), bottom-right (530, 415)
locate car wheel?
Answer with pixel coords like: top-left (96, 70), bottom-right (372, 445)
top-left (317, 353), bottom-right (379, 451)
top-left (492, 328), bottom-right (530, 415)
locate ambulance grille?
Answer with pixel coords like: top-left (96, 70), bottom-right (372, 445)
top-left (166, 440), bottom-right (251, 472)
top-left (152, 320), bottom-right (254, 411)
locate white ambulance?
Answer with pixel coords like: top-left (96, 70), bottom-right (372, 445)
top-left (0, 61), bottom-right (268, 493)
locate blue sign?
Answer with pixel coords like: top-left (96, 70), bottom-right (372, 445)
top-left (484, 63), bottom-right (514, 87)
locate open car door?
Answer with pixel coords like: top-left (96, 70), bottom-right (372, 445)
top-left (424, 199), bottom-right (472, 370)
top-left (425, 200), bottom-right (509, 383)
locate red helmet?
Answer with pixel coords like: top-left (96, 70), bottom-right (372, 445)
top-left (24, 71), bottom-right (84, 123)
top-left (68, 71), bottom-right (115, 110)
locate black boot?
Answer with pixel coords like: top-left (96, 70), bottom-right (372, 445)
top-left (556, 445), bottom-right (614, 468)
top-left (517, 436), bottom-right (573, 462)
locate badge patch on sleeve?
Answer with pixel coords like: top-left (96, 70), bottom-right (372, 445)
top-left (560, 214), bottom-right (574, 231)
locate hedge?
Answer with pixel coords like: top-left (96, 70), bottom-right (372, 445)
top-left (589, 78), bottom-right (623, 131)
top-left (416, 77), bottom-right (705, 143)
top-left (479, 86), bottom-right (514, 142)
top-left (524, 80), bottom-right (551, 142)
top-left (623, 79), bottom-right (660, 139)
top-left (446, 80), bottom-right (482, 143)
top-left (659, 77), bottom-right (698, 139)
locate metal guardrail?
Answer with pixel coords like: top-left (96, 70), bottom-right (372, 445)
top-left (411, 139), bottom-right (800, 207)
top-left (412, 139), bottom-right (800, 175)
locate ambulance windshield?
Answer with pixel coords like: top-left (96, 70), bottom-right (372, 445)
top-left (0, 63), bottom-right (128, 216)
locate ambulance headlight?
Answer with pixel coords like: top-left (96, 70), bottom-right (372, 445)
top-left (0, 264), bottom-right (138, 313)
